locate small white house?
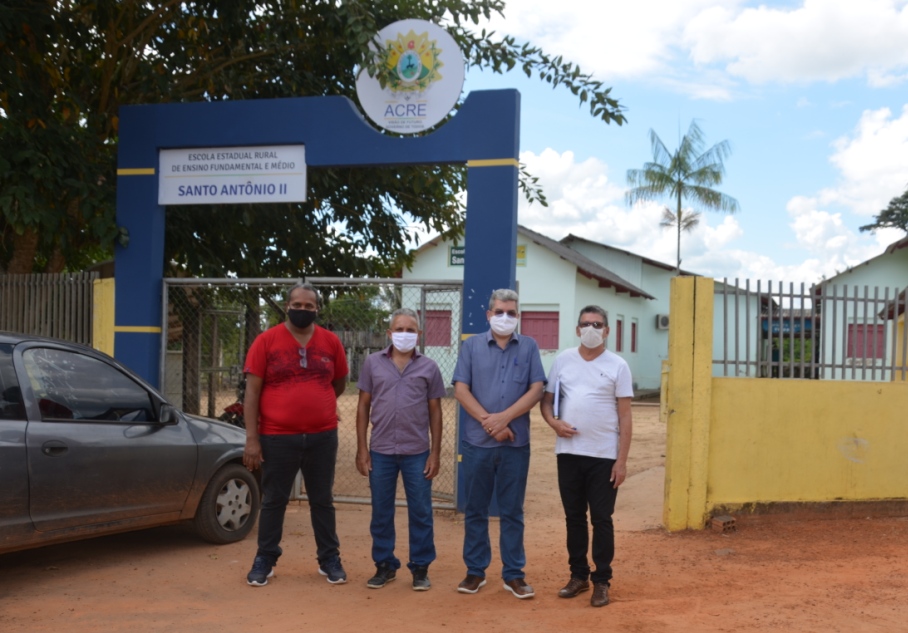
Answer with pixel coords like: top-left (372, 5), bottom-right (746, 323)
top-left (403, 225), bottom-right (678, 390)
top-left (815, 235), bottom-right (908, 381)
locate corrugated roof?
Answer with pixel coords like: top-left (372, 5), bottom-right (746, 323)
top-left (409, 226), bottom-right (655, 299)
top-left (560, 233), bottom-right (694, 275)
top-left (517, 225), bottom-right (655, 299)
top-left (819, 234), bottom-right (908, 284)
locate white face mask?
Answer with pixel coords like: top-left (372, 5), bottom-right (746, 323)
top-left (390, 332), bottom-right (418, 353)
top-left (580, 325), bottom-right (604, 349)
top-left (489, 314), bottom-right (519, 337)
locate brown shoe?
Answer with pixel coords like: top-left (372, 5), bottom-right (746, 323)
top-left (503, 578), bottom-right (535, 599)
top-left (558, 577), bottom-right (590, 598)
top-left (457, 574), bottom-right (486, 594)
top-left (590, 582), bottom-right (610, 607)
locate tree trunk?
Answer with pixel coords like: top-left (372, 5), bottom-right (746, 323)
top-left (45, 246), bottom-right (66, 273)
top-left (676, 210), bottom-right (682, 274)
top-left (7, 227), bottom-right (39, 274)
top-left (675, 190), bottom-right (683, 274)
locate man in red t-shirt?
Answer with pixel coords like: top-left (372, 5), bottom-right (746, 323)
top-left (243, 282), bottom-right (349, 587)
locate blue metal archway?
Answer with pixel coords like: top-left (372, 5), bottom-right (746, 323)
top-left (115, 90), bottom-right (519, 386)
top-left (115, 91), bottom-right (521, 512)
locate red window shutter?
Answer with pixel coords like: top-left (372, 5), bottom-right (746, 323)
top-left (423, 310), bottom-right (452, 347)
top-left (847, 324), bottom-right (886, 359)
top-left (615, 319), bottom-right (623, 352)
top-left (520, 311), bottom-right (559, 350)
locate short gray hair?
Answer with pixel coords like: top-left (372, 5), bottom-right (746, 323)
top-left (578, 305), bottom-right (608, 327)
top-left (389, 307), bottom-right (419, 326)
top-left (286, 281), bottom-right (322, 308)
top-left (488, 288), bottom-right (519, 310)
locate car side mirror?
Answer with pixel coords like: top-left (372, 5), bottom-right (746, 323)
top-left (159, 404), bottom-right (179, 425)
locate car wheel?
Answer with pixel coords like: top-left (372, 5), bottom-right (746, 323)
top-left (193, 463), bottom-right (260, 544)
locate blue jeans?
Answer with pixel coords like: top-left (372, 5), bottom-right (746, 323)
top-left (256, 430), bottom-right (340, 566)
top-left (460, 441), bottom-right (531, 582)
top-left (369, 450), bottom-right (436, 571)
top-left (557, 453), bottom-right (618, 585)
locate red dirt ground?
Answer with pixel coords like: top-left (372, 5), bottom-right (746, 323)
top-left (2, 405), bottom-right (907, 632)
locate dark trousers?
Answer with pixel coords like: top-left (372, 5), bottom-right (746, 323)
top-left (256, 429), bottom-right (340, 565)
top-left (557, 453), bottom-right (618, 585)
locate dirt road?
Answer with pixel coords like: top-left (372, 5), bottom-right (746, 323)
top-left (2, 405), bottom-right (907, 632)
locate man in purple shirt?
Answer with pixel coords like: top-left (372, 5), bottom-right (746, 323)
top-left (356, 308), bottom-right (446, 591)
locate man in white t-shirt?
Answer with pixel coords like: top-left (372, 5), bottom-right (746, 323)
top-left (540, 305), bottom-right (633, 608)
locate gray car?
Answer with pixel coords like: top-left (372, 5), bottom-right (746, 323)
top-left (0, 332), bottom-right (260, 554)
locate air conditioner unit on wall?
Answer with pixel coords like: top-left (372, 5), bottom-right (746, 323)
top-left (656, 314), bottom-right (670, 330)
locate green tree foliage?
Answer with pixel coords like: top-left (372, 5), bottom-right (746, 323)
top-left (860, 187), bottom-right (908, 235)
top-left (0, 0), bottom-right (626, 275)
top-left (626, 121), bottom-right (738, 272)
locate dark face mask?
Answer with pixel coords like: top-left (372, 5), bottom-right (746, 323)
top-left (287, 308), bottom-right (317, 329)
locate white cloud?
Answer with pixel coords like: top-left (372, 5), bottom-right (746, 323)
top-left (516, 148), bottom-right (899, 286)
top-left (476, 1), bottom-right (908, 91)
top-left (478, 0), bottom-right (734, 80)
top-left (518, 148), bottom-right (745, 271)
top-left (820, 105), bottom-right (908, 216)
top-left (684, 0), bottom-right (908, 86)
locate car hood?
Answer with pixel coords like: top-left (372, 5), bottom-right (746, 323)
top-left (183, 413), bottom-right (247, 447)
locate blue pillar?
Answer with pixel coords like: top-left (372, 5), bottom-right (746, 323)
top-left (115, 106), bottom-right (165, 384)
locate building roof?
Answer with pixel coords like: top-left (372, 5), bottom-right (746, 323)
top-left (885, 235), bottom-right (908, 254)
top-left (878, 287), bottom-right (908, 320)
top-left (819, 234), bottom-right (908, 285)
top-left (559, 233), bottom-right (696, 275)
top-left (409, 225), bottom-right (655, 299)
top-left (516, 225), bottom-right (655, 299)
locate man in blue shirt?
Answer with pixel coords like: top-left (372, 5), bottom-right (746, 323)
top-left (452, 289), bottom-right (546, 600)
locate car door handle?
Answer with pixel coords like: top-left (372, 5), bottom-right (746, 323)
top-left (42, 441), bottom-right (68, 456)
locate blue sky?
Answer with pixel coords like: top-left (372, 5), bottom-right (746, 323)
top-left (450, 0), bottom-right (908, 284)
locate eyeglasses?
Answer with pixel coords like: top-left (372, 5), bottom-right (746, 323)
top-left (492, 310), bottom-right (518, 317)
top-left (298, 348), bottom-right (307, 368)
top-left (579, 321), bottom-right (606, 330)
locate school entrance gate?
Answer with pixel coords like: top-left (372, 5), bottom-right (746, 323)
top-left (162, 277), bottom-right (463, 509)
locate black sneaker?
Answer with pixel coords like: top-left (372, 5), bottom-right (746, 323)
top-left (366, 565), bottom-right (397, 589)
top-left (412, 566), bottom-right (431, 591)
top-left (318, 556), bottom-right (348, 584)
top-left (246, 556), bottom-right (275, 587)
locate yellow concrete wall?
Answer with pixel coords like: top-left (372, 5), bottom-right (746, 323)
top-left (92, 278), bottom-right (115, 356)
top-left (709, 378), bottom-right (908, 505)
top-left (663, 276), bottom-right (908, 530)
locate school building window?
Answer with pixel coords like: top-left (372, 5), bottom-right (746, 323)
top-left (631, 320), bottom-right (638, 353)
top-left (520, 311), bottom-right (559, 350)
top-left (422, 310), bottom-right (452, 347)
top-left (847, 323), bottom-right (886, 359)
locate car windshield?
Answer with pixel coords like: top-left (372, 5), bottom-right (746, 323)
top-left (22, 347), bottom-right (155, 422)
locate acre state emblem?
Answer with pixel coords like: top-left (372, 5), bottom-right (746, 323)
top-left (382, 29), bottom-right (444, 93)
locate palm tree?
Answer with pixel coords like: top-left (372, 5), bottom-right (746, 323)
top-left (626, 121), bottom-right (739, 273)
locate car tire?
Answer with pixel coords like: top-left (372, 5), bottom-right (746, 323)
top-left (193, 463), bottom-right (260, 544)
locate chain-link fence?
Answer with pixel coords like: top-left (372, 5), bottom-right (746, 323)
top-left (162, 277), bottom-right (463, 509)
